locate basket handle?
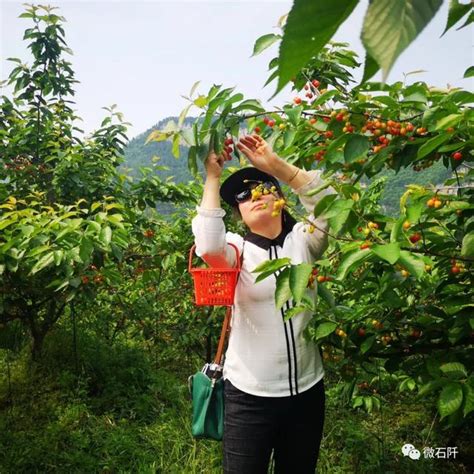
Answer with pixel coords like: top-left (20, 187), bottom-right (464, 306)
top-left (188, 242), bottom-right (241, 272)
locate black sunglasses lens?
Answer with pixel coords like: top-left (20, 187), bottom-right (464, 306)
top-left (235, 189), bottom-right (251, 203)
top-left (235, 182), bottom-right (279, 203)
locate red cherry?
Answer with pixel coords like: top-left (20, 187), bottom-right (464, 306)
top-left (452, 152), bottom-right (462, 161)
top-left (409, 233), bottom-right (421, 243)
top-left (312, 79), bottom-right (320, 88)
top-left (358, 328), bottom-right (366, 337)
top-left (254, 126), bottom-right (261, 133)
top-left (267, 119), bottom-right (275, 127)
top-left (451, 266), bottom-right (460, 274)
top-left (263, 117), bottom-right (269, 125)
top-left (294, 97), bottom-right (302, 105)
top-left (324, 131), bottom-right (334, 139)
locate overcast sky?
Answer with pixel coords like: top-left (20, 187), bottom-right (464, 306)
top-left (1, 0), bottom-right (472, 139)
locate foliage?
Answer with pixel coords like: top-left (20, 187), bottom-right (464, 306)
top-left (150, 30), bottom-right (474, 429)
top-left (1, 4), bottom-right (473, 473)
top-left (270, 0), bottom-right (473, 94)
top-left (0, 4), bottom-right (200, 358)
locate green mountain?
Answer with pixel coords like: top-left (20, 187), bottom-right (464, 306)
top-left (122, 117), bottom-right (200, 183)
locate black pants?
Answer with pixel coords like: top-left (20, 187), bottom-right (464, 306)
top-left (223, 377), bottom-right (325, 473)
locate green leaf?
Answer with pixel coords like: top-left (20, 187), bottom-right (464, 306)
top-left (274, 0), bottom-right (358, 96)
top-left (252, 33), bottom-right (281, 56)
top-left (361, 52), bottom-right (379, 83)
top-left (189, 80), bottom-right (201, 97)
top-left (99, 226), bottom-right (112, 247)
top-left (233, 99), bottom-right (264, 113)
top-left (79, 237), bottom-right (94, 263)
top-left (361, 335), bottom-right (376, 354)
top-left (29, 252), bottom-right (55, 275)
top-left (407, 201), bottom-right (424, 224)
top-left (371, 242), bottom-right (400, 265)
top-left (252, 257), bottom-right (290, 276)
top-left (284, 104), bottom-right (303, 126)
top-left (313, 194), bottom-right (338, 216)
top-left (283, 305), bottom-right (307, 322)
top-left (328, 207), bottom-right (353, 235)
top-left (283, 129), bottom-right (297, 149)
top-left (314, 321), bottom-right (337, 340)
top-left (417, 379), bottom-right (446, 397)
top-left (440, 362), bottom-right (467, 380)
top-left (275, 266), bottom-right (292, 310)
top-left (390, 216), bottom-right (404, 243)
top-left (461, 232), bottom-right (474, 258)
top-left (462, 379), bottom-right (474, 417)
top-left (193, 95), bottom-right (208, 108)
top-left (318, 198), bottom-right (353, 220)
top-left (435, 114), bottom-right (462, 131)
top-left (442, 0), bottom-right (472, 36)
top-left (457, 10), bottom-right (474, 30)
top-left (463, 66), bottom-right (474, 78)
top-left (336, 248), bottom-right (373, 280)
top-left (188, 146), bottom-right (198, 176)
top-left (145, 129), bottom-right (173, 145)
top-left (416, 133), bottom-right (450, 159)
top-left (397, 250), bottom-right (425, 279)
top-left (317, 284), bottom-right (335, 308)
top-left (178, 103), bottom-right (192, 127)
top-left (361, 0), bottom-right (443, 81)
top-left (172, 133), bottom-right (180, 158)
top-left (344, 134), bottom-right (369, 163)
top-left (311, 90), bottom-right (338, 107)
top-left (438, 382), bottom-right (463, 419)
top-left (289, 263), bottom-right (313, 304)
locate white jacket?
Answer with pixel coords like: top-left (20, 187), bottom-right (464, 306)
top-left (191, 170), bottom-right (337, 397)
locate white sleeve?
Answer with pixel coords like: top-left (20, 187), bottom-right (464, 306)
top-left (291, 170), bottom-right (338, 259)
top-left (191, 205), bottom-right (243, 268)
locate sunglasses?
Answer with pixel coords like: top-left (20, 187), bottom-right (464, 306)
top-left (234, 181), bottom-right (279, 204)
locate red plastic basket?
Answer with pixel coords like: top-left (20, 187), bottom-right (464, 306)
top-left (188, 243), bottom-right (241, 306)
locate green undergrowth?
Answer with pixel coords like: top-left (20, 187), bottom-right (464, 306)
top-left (0, 328), bottom-right (472, 473)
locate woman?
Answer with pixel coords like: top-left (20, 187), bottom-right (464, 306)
top-left (191, 134), bottom-right (337, 473)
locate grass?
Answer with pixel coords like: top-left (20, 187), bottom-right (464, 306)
top-left (0, 328), bottom-right (472, 473)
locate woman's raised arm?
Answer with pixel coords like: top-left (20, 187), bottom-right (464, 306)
top-left (191, 150), bottom-right (241, 268)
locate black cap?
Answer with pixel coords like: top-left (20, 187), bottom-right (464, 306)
top-left (219, 166), bottom-right (282, 207)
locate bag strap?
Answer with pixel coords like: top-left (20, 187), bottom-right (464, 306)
top-left (213, 241), bottom-right (244, 366)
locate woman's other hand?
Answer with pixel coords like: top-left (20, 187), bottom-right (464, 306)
top-left (236, 134), bottom-right (282, 176)
top-left (204, 149), bottom-right (229, 180)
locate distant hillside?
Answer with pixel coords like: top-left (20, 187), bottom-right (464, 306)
top-left (122, 117), bottom-right (199, 184)
top-left (122, 117), bottom-right (452, 217)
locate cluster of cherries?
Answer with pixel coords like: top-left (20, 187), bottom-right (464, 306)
top-left (450, 259), bottom-right (466, 274)
top-left (248, 182), bottom-right (286, 218)
top-left (81, 264), bottom-right (104, 285)
top-left (224, 137), bottom-right (234, 159)
top-left (307, 267), bottom-right (332, 289)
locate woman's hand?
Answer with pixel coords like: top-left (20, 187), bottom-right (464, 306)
top-left (236, 134), bottom-right (283, 176)
top-left (204, 149), bottom-right (229, 180)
